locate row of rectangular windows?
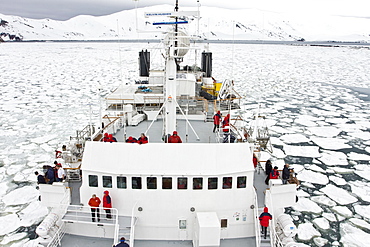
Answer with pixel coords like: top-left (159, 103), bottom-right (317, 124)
top-left (88, 175), bottom-right (247, 190)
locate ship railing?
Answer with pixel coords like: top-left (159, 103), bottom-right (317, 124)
top-left (46, 221), bottom-right (67, 247)
top-left (266, 191), bottom-right (284, 247)
top-left (253, 188), bottom-right (261, 247)
top-left (62, 205), bottom-right (119, 224)
top-left (129, 202), bottom-right (139, 247)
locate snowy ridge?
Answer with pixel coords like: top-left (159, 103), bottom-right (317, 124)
top-left (1, 5), bottom-right (370, 42)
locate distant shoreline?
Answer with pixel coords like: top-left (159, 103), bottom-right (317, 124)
top-left (7, 39), bottom-right (370, 47)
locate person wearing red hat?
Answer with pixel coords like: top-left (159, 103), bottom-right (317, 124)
top-left (102, 133), bottom-right (109, 142)
top-left (213, 111), bottom-right (222, 133)
top-left (126, 136), bottom-right (137, 143)
top-left (103, 190), bottom-right (112, 219)
top-left (259, 207), bottom-right (272, 239)
top-left (168, 131), bottom-right (182, 143)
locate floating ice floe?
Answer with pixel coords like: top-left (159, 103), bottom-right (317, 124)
top-left (332, 206), bottom-right (353, 218)
top-left (0, 214), bottom-right (21, 235)
top-left (353, 205), bottom-right (370, 220)
top-left (280, 133), bottom-right (310, 143)
top-left (330, 167), bottom-right (354, 174)
top-left (307, 126), bottom-right (341, 137)
top-left (345, 130), bottom-right (370, 140)
top-left (270, 137), bottom-right (284, 146)
top-left (366, 146), bottom-right (370, 154)
top-left (297, 190), bottom-right (310, 197)
top-left (297, 169), bottom-right (329, 185)
top-left (313, 237), bottom-right (329, 247)
top-left (310, 137), bottom-right (351, 150)
top-left (271, 147), bottom-right (286, 159)
top-left (283, 145), bottom-right (320, 158)
top-left (340, 222), bottom-right (370, 247)
top-left (311, 195), bottom-right (336, 207)
top-left (269, 126), bottom-right (295, 134)
top-left (318, 150), bottom-right (348, 166)
top-left (297, 222), bottom-right (321, 241)
top-left (0, 232), bottom-right (28, 246)
top-left (349, 181), bottom-right (370, 202)
top-left (322, 212), bottom-right (337, 222)
top-left (295, 115), bottom-right (321, 127)
top-left (307, 164), bottom-right (326, 173)
top-left (6, 165), bottom-right (23, 176)
top-left (329, 175), bottom-right (347, 186)
top-left (18, 201), bottom-right (49, 227)
top-left (349, 218), bottom-right (370, 230)
top-left (293, 198), bottom-right (323, 214)
top-left (320, 184), bottom-right (357, 205)
top-left (347, 152), bottom-right (370, 161)
top-left (2, 186), bottom-right (40, 206)
top-left (313, 217), bottom-right (330, 230)
top-left (30, 134), bottom-right (57, 144)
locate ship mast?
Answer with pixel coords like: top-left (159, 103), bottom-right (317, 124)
top-left (164, 0), bottom-right (179, 136)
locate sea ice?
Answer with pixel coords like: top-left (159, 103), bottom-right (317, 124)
top-left (297, 222), bottom-right (321, 241)
top-left (320, 184), bottom-right (357, 205)
top-left (30, 134), bottom-right (57, 144)
top-left (330, 167), bottom-right (354, 174)
top-left (354, 170), bottom-right (370, 181)
top-left (293, 198), bottom-right (323, 214)
top-left (297, 169), bottom-right (329, 185)
top-left (346, 130), bottom-right (370, 140)
top-left (318, 150), bottom-right (348, 166)
top-left (340, 223), bottom-right (370, 247)
top-left (313, 217), bottom-right (330, 230)
top-left (310, 195), bottom-right (336, 207)
top-left (310, 137), bottom-right (351, 150)
top-left (349, 218), bottom-right (370, 230)
top-left (349, 181), bottom-right (370, 202)
top-left (270, 137), bottom-right (284, 146)
top-left (280, 133), bottom-right (310, 143)
top-left (18, 201), bottom-right (49, 227)
top-left (353, 205), bottom-right (370, 220)
top-left (2, 186), bottom-right (40, 206)
top-left (329, 175), bottom-right (346, 186)
top-left (297, 190), bottom-right (310, 197)
top-left (348, 152), bottom-right (370, 161)
top-left (307, 126), bottom-right (341, 137)
top-left (0, 232), bottom-right (28, 245)
top-left (295, 115), bottom-right (321, 127)
top-left (0, 214), bottom-right (21, 235)
top-left (307, 164), bottom-right (325, 173)
top-left (322, 212), bottom-right (337, 222)
top-left (332, 206), bottom-right (353, 218)
top-left (283, 145), bottom-right (320, 158)
top-left (313, 237), bottom-right (329, 247)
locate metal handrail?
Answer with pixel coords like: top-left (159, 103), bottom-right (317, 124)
top-left (266, 190), bottom-right (284, 247)
top-left (253, 188), bottom-right (261, 247)
top-left (47, 221), bottom-right (67, 247)
top-left (130, 202), bottom-right (139, 247)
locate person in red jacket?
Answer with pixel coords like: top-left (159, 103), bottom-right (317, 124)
top-left (259, 207), bottom-right (272, 239)
top-left (222, 114), bottom-right (230, 132)
top-left (168, 131), bottom-right (182, 143)
top-left (213, 111), bottom-right (222, 133)
top-left (102, 133), bottom-right (109, 142)
top-left (138, 133), bottom-right (148, 144)
top-left (103, 190), bottom-right (112, 219)
top-left (270, 166), bottom-right (280, 179)
top-left (88, 194), bottom-right (101, 222)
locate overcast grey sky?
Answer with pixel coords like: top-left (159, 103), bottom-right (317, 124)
top-left (1, 0), bottom-right (368, 21)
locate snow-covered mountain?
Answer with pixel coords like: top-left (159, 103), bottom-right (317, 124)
top-left (1, 5), bottom-right (369, 42)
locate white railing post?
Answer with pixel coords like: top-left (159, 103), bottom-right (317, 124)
top-left (253, 189), bottom-right (261, 247)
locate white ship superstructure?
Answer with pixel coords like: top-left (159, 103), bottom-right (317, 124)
top-left (35, 2), bottom-right (298, 247)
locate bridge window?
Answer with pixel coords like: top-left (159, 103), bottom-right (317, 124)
top-left (208, 177), bottom-right (218, 190)
top-left (237, 176), bottom-right (247, 188)
top-left (193, 177), bottom-right (203, 190)
top-left (223, 177), bottom-right (232, 189)
top-left (132, 177), bottom-right (142, 189)
top-left (178, 177), bottom-right (187, 189)
top-left (147, 177), bottom-right (157, 189)
top-left (117, 176), bottom-right (127, 189)
top-left (179, 219), bottom-right (187, 229)
top-left (162, 177), bottom-right (172, 189)
top-left (103, 176), bottom-right (112, 188)
top-left (88, 175), bottom-right (98, 187)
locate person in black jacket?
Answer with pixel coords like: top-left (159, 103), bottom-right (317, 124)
top-left (264, 160), bottom-right (272, 185)
top-left (282, 164), bottom-right (290, 184)
top-left (114, 237), bottom-right (129, 247)
top-left (35, 171), bottom-right (46, 184)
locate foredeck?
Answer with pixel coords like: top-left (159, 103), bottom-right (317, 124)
top-left (114, 119), bottom-right (219, 144)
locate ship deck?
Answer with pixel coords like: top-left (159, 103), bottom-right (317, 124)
top-left (62, 117), bottom-right (269, 246)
